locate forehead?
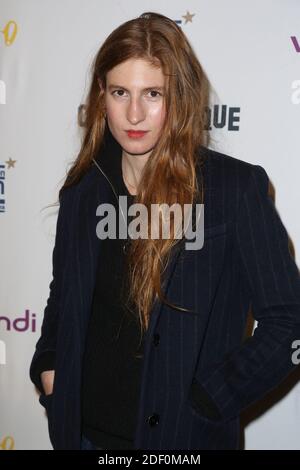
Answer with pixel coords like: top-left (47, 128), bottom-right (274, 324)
top-left (106, 58), bottom-right (165, 86)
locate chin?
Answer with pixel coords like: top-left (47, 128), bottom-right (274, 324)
top-left (125, 144), bottom-right (154, 156)
top-left (124, 147), bottom-right (150, 156)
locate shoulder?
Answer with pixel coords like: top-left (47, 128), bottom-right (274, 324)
top-left (198, 145), bottom-right (269, 197)
top-left (58, 162), bottom-right (104, 204)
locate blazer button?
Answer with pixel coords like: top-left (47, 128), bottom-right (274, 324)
top-left (123, 241), bottom-right (128, 254)
top-left (147, 413), bottom-right (160, 427)
top-left (153, 333), bottom-right (160, 346)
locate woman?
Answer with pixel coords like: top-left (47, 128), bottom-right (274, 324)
top-left (30, 12), bottom-right (300, 450)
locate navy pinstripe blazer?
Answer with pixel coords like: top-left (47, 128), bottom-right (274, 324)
top-left (30, 132), bottom-right (300, 450)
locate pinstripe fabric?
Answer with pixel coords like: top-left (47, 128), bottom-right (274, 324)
top-left (30, 146), bottom-right (300, 450)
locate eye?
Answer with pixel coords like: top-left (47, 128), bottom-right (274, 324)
top-left (112, 89), bottom-right (126, 97)
top-left (148, 90), bottom-right (162, 98)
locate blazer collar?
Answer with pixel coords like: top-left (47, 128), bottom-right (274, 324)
top-left (92, 125), bottom-right (128, 197)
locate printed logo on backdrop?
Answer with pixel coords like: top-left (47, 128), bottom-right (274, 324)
top-left (0, 309), bottom-right (36, 333)
top-left (78, 103), bottom-right (241, 132)
top-left (140, 10), bottom-right (196, 26)
top-left (0, 310), bottom-right (36, 365)
top-left (205, 105), bottom-right (240, 131)
top-left (175, 10), bottom-right (195, 26)
top-left (0, 20), bottom-right (18, 46)
top-left (0, 435), bottom-right (15, 450)
top-left (0, 164), bottom-right (5, 212)
top-left (0, 21), bottom-right (18, 101)
top-left (291, 36), bottom-right (300, 52)
top-left (0, 159), bottom-right (17, 213)
top-left (290, 36), bottom-right (300, 104)
top-left (1, 20), bottom-right (18, 213)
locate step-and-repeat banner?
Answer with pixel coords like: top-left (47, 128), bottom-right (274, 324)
top-left (1, 0), bottom-right (299, 450)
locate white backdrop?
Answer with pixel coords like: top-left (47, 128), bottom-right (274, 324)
top-left (0, 0), bottom-right (299, 450)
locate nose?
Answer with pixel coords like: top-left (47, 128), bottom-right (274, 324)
top-left (126, 96), bottom-right (146, 124)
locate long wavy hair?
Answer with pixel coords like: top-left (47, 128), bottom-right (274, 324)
top-left (57, 11), bottom-right (210, 343)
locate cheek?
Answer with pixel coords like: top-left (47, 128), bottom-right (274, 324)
top-left (105, 96), bottom-right (119, 118)
top-left (150, 104), bottom-right (166, 129)
top-left (106, 106), bottom-right (121, 126)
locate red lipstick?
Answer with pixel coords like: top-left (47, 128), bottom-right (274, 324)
top-left (126, 130), bottom-right (148, 139)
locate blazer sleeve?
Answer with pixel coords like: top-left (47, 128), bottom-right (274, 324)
top-left (29, 186), bottom-right (73, 394)
top-left (189, 164), bottom-right (300, 421)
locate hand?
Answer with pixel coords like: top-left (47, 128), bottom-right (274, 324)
top-left (40, 370), bottom-right (55, 396)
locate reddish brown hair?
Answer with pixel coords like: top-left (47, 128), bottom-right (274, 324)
top-left (58, 12), bottom-right (210, 344)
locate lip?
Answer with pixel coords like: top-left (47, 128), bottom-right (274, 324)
top-left (126, 130), bottom-right (149, 138)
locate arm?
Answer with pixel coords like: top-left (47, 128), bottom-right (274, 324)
top-left (29, 187), bottom-right (73, 394)
top-left (189, 164), bottom-right (300, 421)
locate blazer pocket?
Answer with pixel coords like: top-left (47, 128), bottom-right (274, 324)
top-left (188, 377), bottom-right (223, 421)
top-left (204, 222), bottom-right (227, 240)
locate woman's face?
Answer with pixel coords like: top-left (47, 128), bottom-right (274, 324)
top-left (99, 58), bottom-right (166, 159)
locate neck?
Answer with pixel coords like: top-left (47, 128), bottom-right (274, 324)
top-left (121, 150), bottom-right (150, 193)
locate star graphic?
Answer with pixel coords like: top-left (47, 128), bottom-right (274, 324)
top-left (6, 157), bottom-right (17, 168)
top-left (182, 11), bottom-right (195, 24)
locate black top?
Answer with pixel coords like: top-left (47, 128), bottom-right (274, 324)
top-left (81, 171), bottom-right (145, 450)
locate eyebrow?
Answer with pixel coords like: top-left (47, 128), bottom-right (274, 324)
top-left (108, 84), bottom-right (165, 92)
